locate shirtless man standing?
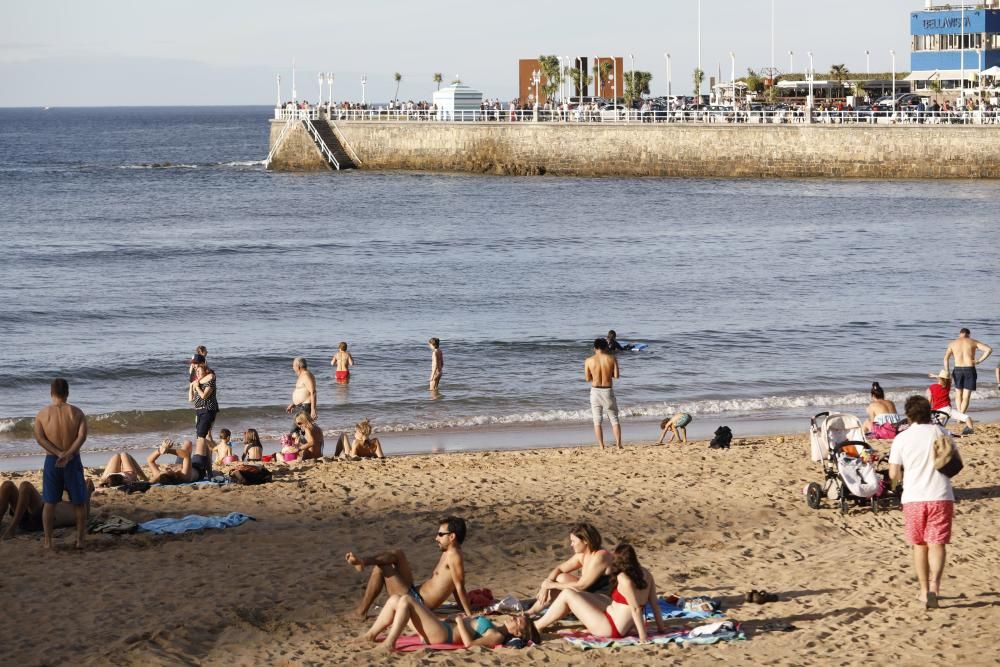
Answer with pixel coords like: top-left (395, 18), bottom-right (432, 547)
top-left (428, 338), bottom-right (443, 391)
top-left (345, 516), bottom-right (473, 619)
top-left (585, 338), bottom-right (622, 450)
top-left (943, 328), bottom-right (992, 414)
top-left (33, 378), bottom-right (89, 549)
top-left (286, 357), bottom-right (317, 438)
top-left (331, 342), bottom-right (354, 384)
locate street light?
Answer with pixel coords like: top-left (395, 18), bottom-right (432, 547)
top-left (807, 51), bottom-right (814, 118)
top-left (326, 73), bottom-right (334, 107)
top-left (292, 58), bottom-right (297, 104)
top-left (317, 72), bottom-right (323, 105)
top-left (890, 49), bottom-right (896, 109)
top-left (594, 55), bottom-right (600, 99)
top-left (629, 53), bottom-right (635, 122)
top-left (697, 0), bottom-right (702, 98)
top-left (361, 74), bottom-right (367, 105)
top-left (730, 51), bottom-right (736, 112)
top-left (788, 50), bottom-right (793, 76)
top-left (665, 53), bottom-right (672, 103)
top-left (276, 74), bottom-right (281, 108)
top-left (865, 49), bottom-right (870, 75)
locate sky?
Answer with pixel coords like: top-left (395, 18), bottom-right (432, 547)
top-left (1, 0), bottom-right (921, 107)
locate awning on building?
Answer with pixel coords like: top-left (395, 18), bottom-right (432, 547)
top-left (980, 66), bottom-right (1000, 77)
top-left (904, 70), bottom-right (936, 82)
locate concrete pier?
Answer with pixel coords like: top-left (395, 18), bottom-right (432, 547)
top-left (268, 119), bottom-right (1000, 178)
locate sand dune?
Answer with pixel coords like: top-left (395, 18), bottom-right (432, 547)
top-left (2, 423), bottom-right (999, 666)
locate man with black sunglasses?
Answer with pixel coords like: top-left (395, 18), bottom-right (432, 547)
top-left (345, 516), bottom-right (473, 619)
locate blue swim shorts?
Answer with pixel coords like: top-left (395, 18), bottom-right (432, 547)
top-left (952, 366), bottom-right (977, 391)
top-left (42, 453), bottom-right (89, 505)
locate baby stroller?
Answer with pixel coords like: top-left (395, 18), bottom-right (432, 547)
top-left (806, 412), bottom-right (892, 514)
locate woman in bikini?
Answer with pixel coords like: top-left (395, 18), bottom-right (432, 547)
top-left (333, 418), bottom-right (385, 459)
top-left (534, 543), bottom-right (666, 641)
top-left (96, 452), bottom-right (149, 487)
top-left (362, 594), bottom-right (541, 652)
top-left (864, 381), bottom-right (902, 438)
top-left (524, 522), bottom-right (613, 615)
top-left (241, 429), bottom-right (264, 462)
top-left (146, 440), bottom-right (200, 485)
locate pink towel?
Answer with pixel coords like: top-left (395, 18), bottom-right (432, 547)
top-left (393, 635), bottom-right (465, 652)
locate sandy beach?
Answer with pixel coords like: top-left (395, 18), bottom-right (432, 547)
top-left (2, 422), bottom-right (999, 666)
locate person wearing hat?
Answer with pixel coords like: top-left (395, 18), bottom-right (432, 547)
top-left (927, 369), bottom-right (974, 436)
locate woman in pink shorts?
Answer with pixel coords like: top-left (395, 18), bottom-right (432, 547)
top-left (889, 395), bottom-right (957, 609)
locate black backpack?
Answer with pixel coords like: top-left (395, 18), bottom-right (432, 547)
top-left (710, 426), bottom-right (733, 449)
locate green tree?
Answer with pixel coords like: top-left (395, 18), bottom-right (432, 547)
top-left (744, 68), bottom-right (764, 94)
top-left (393, 72), bottom-right (402, 102)
top-left (595, 60), bottom-right (613, 99)
top-left (568, 65), bottom-right (592, 99)
top-left (929, 79), bottom-right (943, 103)
top-left (538, 55), bottom-right (562, 102)
top-left (433, 73), bottom-right (443, 91)
top-left (693, 68), bottom-right (705, 99)
top-left (624, 70), bottom-right (653, 106)
top-left (829, 64), bottom-right (849, 99)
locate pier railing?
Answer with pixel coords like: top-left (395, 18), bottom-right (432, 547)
top-left (274, 106), bottom-right (996, 126)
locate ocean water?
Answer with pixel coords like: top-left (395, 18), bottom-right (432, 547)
top-left (1, 106), bottom-right (999, 460)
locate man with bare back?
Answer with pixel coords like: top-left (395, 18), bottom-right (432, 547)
top-left (345, 516), bottom-right (473, 619)
top-left (585, 338), bottom-right (622, 450)
top-left (286, 357), bottom-right (317, 440)
top-left (943, 328), bottom-right (992, 414)
top-left (33, 378), bottom-right (89, 549)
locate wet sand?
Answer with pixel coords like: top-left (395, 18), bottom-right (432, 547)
top-left (1, 423), bottom-right (999, 666)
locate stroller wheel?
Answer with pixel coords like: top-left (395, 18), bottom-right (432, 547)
top-left (839, 494), bottom-right (849, 515)
top-left (805, 483), bottom-right (823, 510)
top-left (871, 497), bottom-right (880, 513)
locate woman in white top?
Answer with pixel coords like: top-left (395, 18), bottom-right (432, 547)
top-left (889, 395), bottom-right (957, 610)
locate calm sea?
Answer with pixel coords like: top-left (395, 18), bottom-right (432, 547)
top-left (1, 106), bottom-right (998, 460)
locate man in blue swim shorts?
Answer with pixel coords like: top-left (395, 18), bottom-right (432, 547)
top-left (944, 328), bottom-right (993, 414)
top-left (34, 378), bottom-right (90, 549)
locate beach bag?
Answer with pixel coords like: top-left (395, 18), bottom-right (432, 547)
top-left (710, 426), bottom-right (733, 449)
top-left (231, 465), bottom-right (272, 485)
top-left (932, 432), bottom-right (964, 478)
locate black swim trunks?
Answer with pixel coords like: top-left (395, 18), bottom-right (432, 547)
top-left (952, 366), bottom-right (977, 391)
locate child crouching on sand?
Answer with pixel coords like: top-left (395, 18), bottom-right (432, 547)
top-left (657, 413), bottom-right (692, 444)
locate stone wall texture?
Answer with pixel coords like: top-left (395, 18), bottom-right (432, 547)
top-left (269, 119), bottom-right (1000, 178)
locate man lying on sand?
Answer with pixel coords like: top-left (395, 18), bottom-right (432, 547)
top-left (346, 516), bottom-right (473, 618)
top-left (147, 440), bottom-right (201, 484)
top-left (1, 479), bottom-right (94, 541)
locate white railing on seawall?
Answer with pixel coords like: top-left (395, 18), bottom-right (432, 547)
top-left (274, 106), bottom-right (998, 126)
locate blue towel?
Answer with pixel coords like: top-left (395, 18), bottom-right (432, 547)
top-left (138, 512), bottom-right (254, 535)
top-left (644, 598), bottom-right (724, 621)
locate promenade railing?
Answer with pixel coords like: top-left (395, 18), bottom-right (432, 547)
top-left (273, 106), bottom-right (997, 126)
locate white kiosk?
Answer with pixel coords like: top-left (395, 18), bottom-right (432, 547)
top-left (433, 83), bottom-right (483, 121)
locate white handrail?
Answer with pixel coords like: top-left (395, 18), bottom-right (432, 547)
top-left (263, 118), bottom-right (300, 169)
top-left (274, 106), bottom-right (992, 126)
top-left (303, 118), bottom-right (340, 170)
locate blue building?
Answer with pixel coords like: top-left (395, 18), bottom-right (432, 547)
top-left (911, 3), bottom-right (1000, 71)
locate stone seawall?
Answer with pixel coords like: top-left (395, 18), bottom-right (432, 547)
top-left (268, 119), bottom-right (1000, 178)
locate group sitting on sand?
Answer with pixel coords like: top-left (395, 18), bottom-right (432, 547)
top-left (343, 519), bottom-right (665, 651)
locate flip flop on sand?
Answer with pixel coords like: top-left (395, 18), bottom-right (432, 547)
top-left (747, 590), bottom-right (779, 604)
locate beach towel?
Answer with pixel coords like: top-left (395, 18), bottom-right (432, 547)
top-left (644, 595), bottom-right (725, 621)
top-left (152, 477), bottom-right (230, 489)
top-left (138, 512), bottom-right (254, 535)
top-left (560, 621), bottom-right (744, 650)
top-left (394, 636), bottom-right (465, 652)
top-left (87, 515), bottom-right (138, 535)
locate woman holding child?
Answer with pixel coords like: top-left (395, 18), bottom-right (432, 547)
top-left (534, 543), bottom-right (666, 640)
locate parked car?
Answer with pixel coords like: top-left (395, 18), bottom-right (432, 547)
top-left (598, 103), bottom-right (627, 121)
top-left (872, 93), bottom-right (923, 112)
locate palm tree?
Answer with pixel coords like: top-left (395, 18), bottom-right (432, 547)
top-left (433, 73), bottom-right (443, 91)
top-left (568, 67), bottom-right (592, 99)
top-left (693, 68), bottom-right (705, 100)
top-left (393, 72), bottom-right (402, 102)
top-left (829, 64), bottom-right (849, 99)
top-left (538, 55), bottom-right (562, 103)
top-left (624, 71), bottom-right (653, 107)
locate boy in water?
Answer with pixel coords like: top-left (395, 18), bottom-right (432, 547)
top-left (331, 342), bottom-right (354, 383)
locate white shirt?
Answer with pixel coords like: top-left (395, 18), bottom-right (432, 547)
top-left (889, 423), bottom-right (956, 504)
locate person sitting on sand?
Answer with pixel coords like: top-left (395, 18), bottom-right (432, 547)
top-left (147, 440), bottom-right (201, 484)
top-left (657, 413), bottom-right (692, 444)
top-left (333, 418), bottom-right (385, 459)
top-left (241, 428), bottom-right (264, 462)
top-left (345, 516), bottom-right (474, 619)
top-left (534, 543), bottom-right (666, 640)
top-left (927, 370), bottom-right (975, 436)
top-left (285, 413), bottom-right (324, 460)
top-left (362, 598), bottom-right (541, 653)
top-left (525, 522), bottom-right (614, 615)
top-left (1, 479), bottom-right (94, 540)
top-left (213, 429), bottom-right (238, 465)
top-left (97, 452), bottom-right (148, 487)
top-left (865, 382), bottom-right (902, 439)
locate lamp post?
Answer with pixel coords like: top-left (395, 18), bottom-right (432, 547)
top-left (276, 74), bottom-right (281, 108)
top-left (594, 55), bottom-right (600, 98)
top-left (665, 53), bottom-right (672, 103)
top-left (890, 49), bottom-right (896, 106)
top-left (730, 51), bottom-right (737, 112)
top-left (697, 0), bottom-right (703, 99)
top-left (317, 73), bottom-right (323, 105)
top-left (865, 49), bottom-right (870, 75)
top-left (361, 74), bottom-right (367, 105)
top-left (613, 56), bottom-right (618, 103)
top-left (629, 53), bottom-right (635, 122)
top-left (292, 59), bottom-right (297, 104)
top-left (807, 51), bottom-right (814, 120)
top-left (788, 50), bottom-right (793, 76)
top-left (770, 0), bottom-right (775, 74)
top-left (327, 73), bottom-right (334, 107)
top-left (979, 47), bottom-right (984, 122)
top-left (961, 4), bottom-right (966, 102)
